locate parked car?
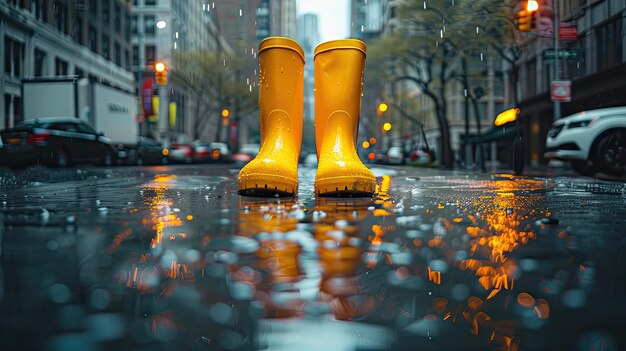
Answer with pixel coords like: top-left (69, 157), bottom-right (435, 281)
top-left (194, 142), bottom-right (232, 163)
top-left (0, 117), bottom-right (115, 168)
top-left (233, 143), bottom-right (261, 164)
top-left (545, 107), bottom-right (626, 176)
top-left (383, 146), bottom-right (405, 165)
top-left (137, 137), bottom-right (168, 165)
top-left (167, 142), bottom-right (195, 164)
top-left (406, 145), bottom-right (433, 166)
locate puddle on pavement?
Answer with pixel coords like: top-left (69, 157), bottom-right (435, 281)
top-left (1, 172), bottom-right (625, 350)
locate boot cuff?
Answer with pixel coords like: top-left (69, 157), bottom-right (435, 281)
top-left (259, 37), bottom-right (305, 62)
top-left (314, 39), bottom-right (366, 59)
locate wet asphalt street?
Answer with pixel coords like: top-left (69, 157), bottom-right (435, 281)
top-left (1, 163), bottom-right (625, 351)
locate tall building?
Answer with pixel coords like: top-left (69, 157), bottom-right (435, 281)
top-left (350, 0), bottom-right (384, 40)
top-left (257, 0), bottom-right (298, 40)
top-left (513, 0), bottom-right (626, 167)
top-left (1, 0), bottom-right (134, 129)
top-left (297, 13), bottom-right (319, 120)
top-left (132, 0), bottom-right (231, 142)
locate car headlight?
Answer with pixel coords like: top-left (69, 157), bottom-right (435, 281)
top-left (568, 119), bottom-right (596, 129)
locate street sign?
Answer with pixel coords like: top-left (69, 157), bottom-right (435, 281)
top-left (551, 80), bottom-right (571, 102)
top-left (542, 49), bottom-right (579, 60)
top-left (559, 25), bottom-right (578, 40)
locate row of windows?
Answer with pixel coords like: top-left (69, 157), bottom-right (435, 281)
top-left (6, 0), bottom-right (132, 60)
top-left (4, 36), bottom-right (135, 79)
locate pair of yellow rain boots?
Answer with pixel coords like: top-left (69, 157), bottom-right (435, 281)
top-left (238, 37), bottom-right (375, 198)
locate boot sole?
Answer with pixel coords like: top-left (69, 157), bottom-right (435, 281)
top-left (315, 176), bottom-right (375, 197)
top-left (238, 173), bottom-right (298, 197)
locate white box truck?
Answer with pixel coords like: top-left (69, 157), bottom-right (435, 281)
top-left (22, 77), bottom-right (139, 163)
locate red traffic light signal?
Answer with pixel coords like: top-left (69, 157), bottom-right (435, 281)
top-left (516, 1), bottom-right (539, 32)
top-left (154, 61), bottom-right (168, 85)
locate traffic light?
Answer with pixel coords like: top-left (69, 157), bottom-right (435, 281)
top-left (154, 61), bottom-right (167, 85)
top-left (516, 1), bottom-right (539, 32)
top-left (376, 102), bottom-right (388, 117)
top-left (221, 108), bottom-right (230, 118)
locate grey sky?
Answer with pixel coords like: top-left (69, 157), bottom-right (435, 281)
top-left (297, 0), bottom-right (350, 44)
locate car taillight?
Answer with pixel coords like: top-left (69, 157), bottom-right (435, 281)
top-left (184, 146), bottom-right (193, 157)
top-left (27, 132), bottom-right (50, 144)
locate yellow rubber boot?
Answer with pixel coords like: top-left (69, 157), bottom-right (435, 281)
top-left (314, 39), bottom-right (375, 197)
top-left (238, 37), bottom-right (305, 197)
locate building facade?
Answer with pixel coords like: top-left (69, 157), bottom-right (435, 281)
top-left (132, 0), bottom-right (231, 142)
top-left (1, 0), bottom-right (134, 129)
top-left (514, 0), bottom-right (626, 166)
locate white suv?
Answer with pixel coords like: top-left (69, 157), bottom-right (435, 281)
top-left (545, 107), bottom-right (626, 176)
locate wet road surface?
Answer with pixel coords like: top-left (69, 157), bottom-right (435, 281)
top-left (1, 164), bottom-right (625, 351)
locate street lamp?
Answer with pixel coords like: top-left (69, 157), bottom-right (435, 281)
top-left (156, 20), bottom-right (167, 29)
top-left (383, 122), bottom-right (392, 132)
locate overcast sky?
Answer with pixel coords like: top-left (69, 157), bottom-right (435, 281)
top-left (297, 0), bottom-right (350, 44)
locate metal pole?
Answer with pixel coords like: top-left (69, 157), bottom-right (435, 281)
top-left (553, 0), bottom-right (561, 121)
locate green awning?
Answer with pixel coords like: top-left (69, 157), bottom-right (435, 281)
top-left (468, 125), bottom-right (518, 144)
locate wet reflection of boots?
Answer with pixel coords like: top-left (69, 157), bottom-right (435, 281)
top-left (315, 198), bottom-right (375, 320)
top-left (237, 198), bottom-right (304, 318)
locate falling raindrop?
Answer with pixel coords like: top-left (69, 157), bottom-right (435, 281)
top-left (424, 1), bottom-right (427, 10)
top-left (249, 85), bottom-right (252, 92)
top-left (464, 89), bottom-right (468, 97)
top-left (239, 9), bottom-right (242, 17)
top-left (480, 52), bottom-right (484, 61)
top-left (361, 25), bottom-right (364, 32)
top-left (440, 30), bottom-right (443, 38)
top-left (223, 58), bottom-right (226, 66)
top-left (476, 26), bottom-right (479, 34)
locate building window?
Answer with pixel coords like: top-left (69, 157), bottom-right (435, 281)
top-left (125, 49), bottom-right (130, 70)
top-left (103, 0), bottom-right (110, 27)
top-left (390, 6), bottom-right (396, 19)
top-left (595, 16), bottom-right (622, 71)
top-left (75, 67), bottom-right (85, 78)
top-left (89, 0), bottom-right (98, 18)
top-left (131, 15), bottom-right (138, 33)
top-left (4, 37), bottom-right (24, 78)
top-left (54, 1), bottom-right (68, 34)
top-left (132, 45), bottom-right (139, 67)
top-left (89, 25), bottom-right (98, 53)
top-left (34, 48), bottom-right (47, 77)
top-left (55, 58), bottom-right (69, 76)
top-left (13, 96), bottom-right (23, 125)
top-left (125, 13), bottom-right (131, 41)
top-left (74, 14), bottom-right (84, 44)
top-left (115, 42), bottom-right (121, 66)
top-left (102, 34), bottom-right (110, 60)
top-left (146, 0), bottom-right (157, 5)
top-left (145, 15), bottom-right (156, 34)
top-left (145, 45), bottom-right (156, 65)
top-left (31, 0), bottom-right (46, 21)
top-left (114, 3), bottom-right (121, 33)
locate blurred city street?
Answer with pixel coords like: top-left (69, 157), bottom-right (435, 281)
top-left (1, 163), bottom-right (625, 351)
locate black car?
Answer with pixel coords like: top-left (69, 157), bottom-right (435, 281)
top-left (136, 137), bottom-right (168, 165)
top-left (0, 117), bottom-right (115, 168)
